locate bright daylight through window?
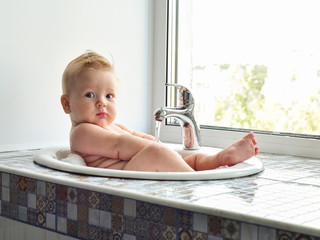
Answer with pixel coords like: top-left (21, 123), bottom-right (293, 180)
top-left (168, 0), bottom-right (320, 138)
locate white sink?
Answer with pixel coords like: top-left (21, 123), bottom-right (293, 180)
top-left (33, 143), bottom-right (264, 180)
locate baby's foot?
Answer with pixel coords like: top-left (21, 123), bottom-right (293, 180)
top-left (217, 132), bottom-right (259, 167)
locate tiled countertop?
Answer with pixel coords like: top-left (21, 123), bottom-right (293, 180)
top-left (1, 149), bottom-right (320, 237)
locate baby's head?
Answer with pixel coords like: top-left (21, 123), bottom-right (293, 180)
top-left (62, 51), bottom-right (115, 96)
top-left (61, 51), bottom-right (119, 128)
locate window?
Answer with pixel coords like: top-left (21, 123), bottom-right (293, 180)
top-left (152, 0), bottom-right (320, 158)
top-left (170, 0), bottom-right (320, 137)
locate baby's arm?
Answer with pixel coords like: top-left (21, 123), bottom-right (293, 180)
top-left (70, 123), bottom-right (152, 161)
top-left (70, 123), bottom-right (194, 172)
top-left (115, 123), bottom-right (155, 140)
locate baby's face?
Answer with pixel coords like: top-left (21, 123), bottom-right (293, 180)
top-left (68, 69), bottom-right (118, 129)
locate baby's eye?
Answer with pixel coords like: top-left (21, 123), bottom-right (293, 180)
top-left (85, 92), bottom-right (95, 98)
top-left (106, 94), bottom-right (113, 99)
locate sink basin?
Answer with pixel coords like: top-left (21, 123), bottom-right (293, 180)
top-left (33, 143), bottom-right (264, 180)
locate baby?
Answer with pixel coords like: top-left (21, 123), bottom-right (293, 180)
top-left (61, 51), bottom-right (259, 172)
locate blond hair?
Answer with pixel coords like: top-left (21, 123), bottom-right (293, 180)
top-left (62, 51), bottom-right (114, 95)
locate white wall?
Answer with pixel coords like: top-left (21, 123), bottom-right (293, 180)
top-left (0, 0), bottom-right (151, 150)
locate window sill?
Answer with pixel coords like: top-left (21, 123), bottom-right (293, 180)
top-left (157, 125), bottom-right (320, 159)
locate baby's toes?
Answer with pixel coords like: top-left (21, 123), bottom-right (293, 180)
top-left (254, 146), bottom-right (259, 155)
top-left (245, 132), bottom-right (257, 145)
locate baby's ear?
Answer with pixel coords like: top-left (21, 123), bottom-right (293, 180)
top-left (61, 95), bottom-right (71, 114)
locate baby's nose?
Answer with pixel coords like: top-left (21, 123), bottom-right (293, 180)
top-left (96, 99), bottom-right (107, 107)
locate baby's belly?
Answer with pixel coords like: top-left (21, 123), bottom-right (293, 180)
top-left (82, 155), bottom-right (127, 169)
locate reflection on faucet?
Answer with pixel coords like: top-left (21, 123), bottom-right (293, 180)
top-left (154, 84), bottom-right (201, 150)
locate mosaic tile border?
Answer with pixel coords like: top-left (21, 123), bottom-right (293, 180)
top-left (1, 172), bottom-right (319, 240)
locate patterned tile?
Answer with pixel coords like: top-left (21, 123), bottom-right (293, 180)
top-left (10, 189), bottom-right (18, 204)
top-left (224, 219), bottom-right (240, 240)
top-left (78, 205), bottom-right (89, 222)
top-left (124, 216), bottom-right (136, 235)
top-left (56, 200), bottom-right (67, 217)
top-left (27, 207), bottom-right (37, 225)
top-left (178, 228), bottom-right (193, 240)
top-left (162, 225), bottom-right (176, 240)
top-left (177, 209), bottom-right (193, 229)
top-left (36, 195), bottom-right (46, 211)
top-left (36, 211), bottom-right (46, 227)
top-left (10, 175), bottom-right (18, 190)
top-left (10, 202), bottom-right (19, 219)
top-left (67, 219), bottom-right (78, 237)
top-left (112, 195), bottom-right (124, 214)
top-left (99, 193), bottom-right (112, 211)
top-left (294, 234), bottom-right (316, 240)
top-left (88, 224), bottom-right (100, 240)
top-left (193, 231), bottom-right (207, 240)
top-left (100, 228), bottom-right (112, 240)
top-left (57, 185), bottom-right (67, 201)
top-left (89, 191), bottom-right (100, 209)
top-left (208, 216), bottom-right (223, 236)
top-left (2, 149), bottom-right (320, 239)
top-left (67, 187), bottom-right (77, 204)
top-left (78, 221), bottom-right (88, 239)
top-left (163, 207), bottom-right (176, 227)
top-left (46, 198), bottom-right (56, 214)
top-left (111, 230), bottom-right (123, 240)
top-left (78, 189), bottom-right (89, 206)
top-left (46, 182), bottom-right (56, 200)
top-left (150, 204), bottom-right (163, 223)
top-left (149, 222), bottom-right (163, 240)
top-left (137, 201), bottom-right (151, 220)
top-left (112, 213), bottom-right (123, 232)
top-left (277, 230), bottom-right (293, 240)
top-left (18, 176), bottom-right (27, 191)
top-left (135, 218), bottom-right (150, 239)
top-left (17, 191), bottom-right (27, 206)
top-left (26, 177), bottom-right (36, 193)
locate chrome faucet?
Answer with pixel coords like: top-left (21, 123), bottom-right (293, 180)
top-left (154, 84), bottom-right (201, 150)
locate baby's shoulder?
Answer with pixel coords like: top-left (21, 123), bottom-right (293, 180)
top-left (72, 123), bottom-right (99, 132)
top-left (70, 123), bottom-right (105, 137)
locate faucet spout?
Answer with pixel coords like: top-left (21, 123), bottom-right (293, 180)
top-left (154, 107), bottom-right (166, 122)
top-left (154, 84), bottom-right (201, 150)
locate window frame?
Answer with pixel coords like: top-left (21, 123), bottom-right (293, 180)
top-left (151, 0), bottom-right (320, 158)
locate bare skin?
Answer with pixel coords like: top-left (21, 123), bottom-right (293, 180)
top-left (61, 55), bottom-right (259, 172)
top-left (184, 132), bottom-right (259, 171)
top-left (69, 122), bottom-right (259, 172)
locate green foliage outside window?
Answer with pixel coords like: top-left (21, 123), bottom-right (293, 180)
top-left (199, 64), bottom-right (320, 135)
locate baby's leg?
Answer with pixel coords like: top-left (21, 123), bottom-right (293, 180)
top-left (184, 132), bottom-right (259, 171)
top-left (123, 142), bottom-right (194, 172)
top-left (216, 132), bottom-right (259, 166)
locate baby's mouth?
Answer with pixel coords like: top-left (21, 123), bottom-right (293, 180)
top-left (96, 112), bottom-right (107, 118)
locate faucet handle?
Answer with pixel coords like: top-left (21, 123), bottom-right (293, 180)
top-left (165, 83), bottom-right (194, 108)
